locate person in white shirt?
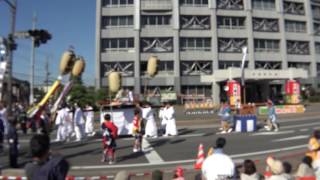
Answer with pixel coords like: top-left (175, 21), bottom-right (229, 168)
top-left (141, 102), bottom-right (157, 138)
top-left (73, 103), bottom-right (85, 141)
top-left (127, 89), bottom-right (134, 103)
top-left (84, 104), bottom-right (95, 137)
top-left (158, 105), bottom-right (166, 136)
top-left (54, 106), bottom-right (69, 142)
top-left (163, 102), bottom-right (177, 137)
top-left (0, 103), bottom-right (8, 135)
top-left (202, 137), bottom-right (235, 180)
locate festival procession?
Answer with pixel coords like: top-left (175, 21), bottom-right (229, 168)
top-left (1, 0), bottom-right (320, 180)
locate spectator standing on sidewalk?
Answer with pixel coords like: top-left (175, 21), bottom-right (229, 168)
top-left (295, 156), bottom-right (315, 178)
top-left (265, 156), bottom-right (286, 180)
top-left (201, 137), bottom-right (235, 180)
top-left (282, 161), bottom-right (294, 180)
top-left (0, 117), bottom-right (4, 153)
top-left (7, 120), bottom-right (19, 168)
top-left (240, 159), bottom-right (262, 180)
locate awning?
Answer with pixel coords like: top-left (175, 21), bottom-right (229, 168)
top-left (201, 67), bottom-right (308, 83)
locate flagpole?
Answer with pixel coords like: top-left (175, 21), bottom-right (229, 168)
top-left (240, 46), bottom-right (247, 105)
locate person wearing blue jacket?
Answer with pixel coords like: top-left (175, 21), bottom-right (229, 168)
top-left (266, 99), bottom-right (279, 131)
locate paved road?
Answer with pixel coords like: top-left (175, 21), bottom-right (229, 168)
top-left (1, 112), bottom-right (320, 179)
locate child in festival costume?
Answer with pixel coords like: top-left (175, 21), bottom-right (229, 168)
top-left (101, 114), bottom-right (118, 164)
top-left (132, 109), bottom-right (142, 152)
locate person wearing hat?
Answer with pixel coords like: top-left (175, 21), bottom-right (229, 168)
top-left (265, 99), bottom-right (279, 132)
top-left (163, 102), bottom-right (177, 137)
top-left (265, 156), bottom-right (286, 180)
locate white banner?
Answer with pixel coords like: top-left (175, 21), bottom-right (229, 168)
top-left (100, 107), bottom-right (135, 135)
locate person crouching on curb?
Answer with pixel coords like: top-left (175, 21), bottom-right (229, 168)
top-left (101, 114), bottom-right (118, 164)
top-left (132, 109), bottom-right (142, 152)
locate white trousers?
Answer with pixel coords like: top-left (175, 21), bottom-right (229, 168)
top-left (74, 124), bottom-right (85, 140)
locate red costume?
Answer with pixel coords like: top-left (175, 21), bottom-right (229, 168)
top-left (101, 121), bottom-right (118, 163)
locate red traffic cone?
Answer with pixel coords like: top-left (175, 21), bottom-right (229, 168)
top-left (194, 143), bottom-right (205, 170)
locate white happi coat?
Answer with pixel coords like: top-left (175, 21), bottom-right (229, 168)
top-left (85, 108), bottom-right (95, 134)
top-left (142, 106), bottom-right (157, 137)
top-left (0, 108), bottom-right (8, 135)
top-left (163, 106), bottom-right (177, 136)
top-left (159, 108), bottom-right (166, 127)
top-left (55, 108), bottom-right (69, 141)
top-left (74, 107), bottom-right (85, 140)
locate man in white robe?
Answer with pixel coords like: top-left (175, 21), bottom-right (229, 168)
top-left (163, 102), bottom-right (177, 136)
top-left (74, 104), bottom-right (85, 141)
top-left (54, 106), bottom-right (68, 142)
top-left (0, 103), bottom-right (8, 135)
top-left (84, 105), bottom-right (95, 136)
top-left (141, 102), bottom-right (158, 138)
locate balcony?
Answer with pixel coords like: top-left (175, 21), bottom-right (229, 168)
top-left (141, 0), bottom-right (172, 10)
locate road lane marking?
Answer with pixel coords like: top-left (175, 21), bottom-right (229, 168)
top-left (282, 122), bottom-right (320, 130)
top-left (299, 128), bottom-right (309, 132)
top-left (142, 138), bottom-right (164, 163)
top-left (71, 144), bottom-right (307, 170)
top-left (250, 130), bottom-right (294, 136)
top-left (272, 135), bottom-right (309, 142)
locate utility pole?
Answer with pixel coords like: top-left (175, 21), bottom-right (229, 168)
top-left (30, 12), bottom-right (36, 104)
top-left (45, 55), bottom-right (50, 92)
top-left (4, 0), bottom-right (17, 118)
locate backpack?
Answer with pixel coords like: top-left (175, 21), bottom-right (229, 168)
top-left (32, 156), bottom-right (69, 180)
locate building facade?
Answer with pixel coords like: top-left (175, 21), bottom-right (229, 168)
top-left (96, 0), bottom-right (320, 102)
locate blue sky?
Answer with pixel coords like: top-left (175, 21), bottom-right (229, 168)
top-left (0, 0), bottom-right (96, 86)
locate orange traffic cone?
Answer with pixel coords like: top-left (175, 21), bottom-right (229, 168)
top-left (194, 143), bottom-right (205, 170)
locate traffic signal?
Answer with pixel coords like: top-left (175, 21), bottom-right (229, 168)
top-left (28, 29), bottom-right (52, 47)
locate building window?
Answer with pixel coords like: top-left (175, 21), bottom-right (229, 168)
top-left (218, 38), bottom-right (247, 53)
top-left (314, 23), bottom-right (320, 35)
top-left (102, 0), bottom-right (134, 7)
top-left (252, 0), bottom-right (275, 10)
top-left (101, 61), bottom-right (134, 77)
top-left (180, 38), bottom-right (211, 51)
top-left (255, 61), bottom-right (281, 69)
top-left (288, 62), bottom-right (310, 74)
top-left (141, 37), bottom-right (173, 52)
top-left (101, 38), bottom-right (134, 52)
top-left (181, 85), bottom-right (212, 97)
top-left (180, 0), bottom-right (208, 6)
top-left (181, 61), bottom-right (212, 76)
top-left (141, 86), bottom-right (174, 95)
top-left (180, 16), bottom-right (210, 30)
top-left (317, 63), bottom-right (320, 77)
top-left (101, 16), bottom-right (133, 28)
top-left (218, 61), bottom-right (248, 69)
top-left (316, 42), bottom-right (320, 54)
top-left (140, 61), bottom-right (174, 75)
top-left (312, 5), bottom-right (320, 20)
top-left (287, 41), bottom-right (309, 55)
top-left (254, 39), bottom-right (280, 52)
top-left (217, 16), bottom-right (245, 29)
top-left (217, 0), bottom-right (244, 10)
top-left (252, 18), bottom-right (279, 32)
top-left (283, 1), bottom-right (305, 15)
top-left (285, 20), bottom-right (306, 33)
top-left (141, 15), bottom-right (171, 26)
